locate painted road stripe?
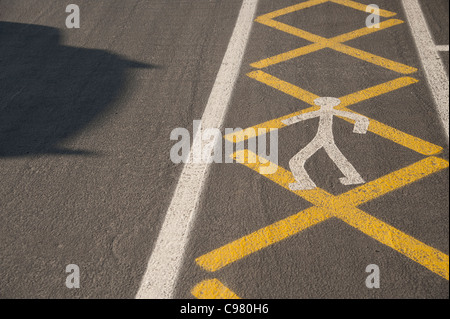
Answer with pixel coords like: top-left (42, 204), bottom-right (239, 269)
top-left (252, 0), bottom-right (417, 74)
top-left (330, 0), bottom-right (397, 17)
top-left (333, 19), bottom-right (403, 42)
top-left (248, 70), bottom-right (320, 104)
top-left (256, 0), bottom-right (396, 21)
top-left (329, 41), bottom-right (417, 74)
top-left (196, 151), bottom-right (449, 279)
top-left (136, 0), bottom-right (259, 299)
top-left (401, 0), bottom-right (449, 140)
top-left (251, 19), bottom-right (410, 70)
top-left (196, 206), bottom-right (333, 272)
top-left (335, 156), bottom-right (450, 207)
top-left (251, 42), bottom-right (327, 69)
top-left (191, 279), bottom-right (241, 299)
top-left (256, 0), bottom-right (329, 21)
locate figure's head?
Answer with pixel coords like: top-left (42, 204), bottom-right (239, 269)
top-left (314, 97), bottom-right (341, 110)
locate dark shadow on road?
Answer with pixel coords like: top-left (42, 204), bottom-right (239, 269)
top-left (0, 21), bottom-right (156, 157)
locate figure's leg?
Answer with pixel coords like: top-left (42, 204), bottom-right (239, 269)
top-left (324, 143), bottom-right (365, 185)
top-left (289, 140), bottom-right (322, 190)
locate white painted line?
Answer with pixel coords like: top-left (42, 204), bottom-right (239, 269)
top-left (135, 0), bottom-right (259, 299)
top-left (401, 0), bottom-right (449, 140)
top-left (436, 45), bottom-right (449, 52)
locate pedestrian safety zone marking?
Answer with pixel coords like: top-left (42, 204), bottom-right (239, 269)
top-left (191, 0), bottom-right (449, 299)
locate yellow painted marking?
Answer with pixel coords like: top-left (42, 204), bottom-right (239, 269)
top-left (196, 151), bottom-right (449, 279)
top-left (195, 0), bottom-right (448, 299)
top-left (228, 73), bottom-right (442, 155)
top-left (247, 70), bottom-right (320, 105)
top-left (255, 0), bottom-right (330, 21)
top-left (256, 0), bottom-right (397, 22)
top-left (191, 279), bottom-right (241, 299)
top-left (330, 0), bottom-right (397, 17)
top-left (338, 112), bottom-right (443, 156)
top-left (251, 27), bottom-right (416, 74)
top-left (252, 19), bottom-right (407, 69)
top-left (251, 42), bottom-right (327, 69)
top-left (332, 19), bottom-right (404, 43)
top-left (329, 42), bottom-right (417, 74)
top-left (233, 150), bottom-right (336, 205)
top-left (337, 206), bottom-right (449, 280)
top-left (336, 77), bottom-right (419, 107)
top-left (256, 18), bottom-right (326, 43)
top-left (246, 72), bottom-right (418, 109)
top-left (196, 207), bottom-right (333, 272)
top-left (252, 0), bottom-right (416, 74)
top-left (335, 156), bottom-right (450, 207)
top-left (224, 107), bottom-right (319, 144)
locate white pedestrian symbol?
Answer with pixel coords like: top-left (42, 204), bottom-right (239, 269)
top-left (282, 97), bottom-right (370, 190)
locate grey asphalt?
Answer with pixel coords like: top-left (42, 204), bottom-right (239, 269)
top-left (0, 0), bottom-right (448, 299)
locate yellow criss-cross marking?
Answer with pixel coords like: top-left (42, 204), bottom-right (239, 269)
top-left (192, 0), bottom-right (448, 299)
top-left (252, 0), bottom-right (417, 74)
top-left (196, 151), bottom-right (449, 281)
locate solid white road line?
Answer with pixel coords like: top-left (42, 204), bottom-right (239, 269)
top-left (401, 0), bottom-right (449, 140)
top-left (136, 0), bottom-right (259, 299)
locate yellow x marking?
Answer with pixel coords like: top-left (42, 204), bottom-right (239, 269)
top-left (195, 151), bottom-right (449, 281)
top-left (252, 0), bottom-right (417, 74)
top-left (191, 0), bottom-right (448, 299)
top-left (225, 71), bottom-right (443, 156)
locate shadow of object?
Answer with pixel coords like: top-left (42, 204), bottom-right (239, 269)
top-left (0, 21), bottom-right (155, 157)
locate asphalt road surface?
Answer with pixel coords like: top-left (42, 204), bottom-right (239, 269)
top-left (0, 0), bottom-right (448, 299)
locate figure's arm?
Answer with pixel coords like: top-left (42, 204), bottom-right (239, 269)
top-left (281, 111), bottom-right (320, 126)
top-left (333, 110), bottom-right (370, 134)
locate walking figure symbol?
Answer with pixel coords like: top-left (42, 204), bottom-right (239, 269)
top-left (282, 97), bottom-right (370, 191)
